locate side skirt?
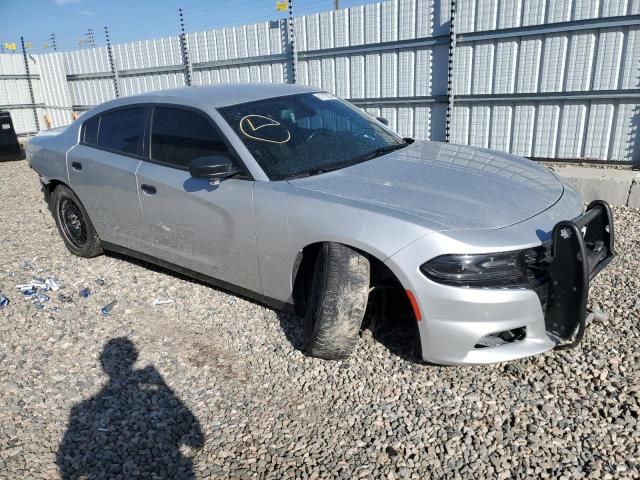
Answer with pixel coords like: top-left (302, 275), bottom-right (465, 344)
top-left (101, 241), bottom-right (295, 314)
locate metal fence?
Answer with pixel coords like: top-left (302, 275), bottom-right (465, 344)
top-left (1, 0), bottom-right (639, 163)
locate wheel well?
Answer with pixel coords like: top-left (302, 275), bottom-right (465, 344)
top-left (42, 180), bottom-right (72, 215)
top-left (292, 241), bottom-right (421, 358)
top-left (42, 179), bottom-right (68, 202)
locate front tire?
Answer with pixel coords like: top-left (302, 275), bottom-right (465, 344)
top-left (304, 242), bottom-right (370, 360)
top-left (51, 185), bottom-right (103, 258)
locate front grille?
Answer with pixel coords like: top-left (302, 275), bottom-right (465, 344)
top-left (523, 242), bottom-right (552, 312)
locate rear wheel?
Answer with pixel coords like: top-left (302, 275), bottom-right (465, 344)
top-left (303, 242), bottom-right (370, 359)
top-left (51, 185), bottom-right (103, 258)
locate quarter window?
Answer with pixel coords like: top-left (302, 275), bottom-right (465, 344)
top-left (151, 107), bottom-right (230, 169)
top-left (97, 107), bottom-right (145, 156)
top-left (83, 116), bottom-right (99, 145)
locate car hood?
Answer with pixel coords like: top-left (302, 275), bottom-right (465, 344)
top-left (288, 141), bottom-right (564, 231)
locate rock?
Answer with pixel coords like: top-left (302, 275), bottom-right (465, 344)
top-left (0, 161), bottom-right (638, 479)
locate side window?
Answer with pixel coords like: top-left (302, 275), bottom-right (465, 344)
top-left (83, 116), bottom-right (99, 145)
top-left (151, 107), bottom-right (230, 169)
top-left (97, 107), bottom-right (145, 156)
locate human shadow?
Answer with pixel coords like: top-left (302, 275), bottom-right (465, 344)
top-left (56, 338), bottom-right (204, 479)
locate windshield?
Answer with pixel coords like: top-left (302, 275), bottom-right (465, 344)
top-left (217, 92), bottom-right (405, 180)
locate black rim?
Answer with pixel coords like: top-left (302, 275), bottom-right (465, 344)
top-left (59, 197), bottom-right (88, 248)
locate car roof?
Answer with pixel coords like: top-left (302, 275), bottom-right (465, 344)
top-left (87, 83), bottom-right (322, 113)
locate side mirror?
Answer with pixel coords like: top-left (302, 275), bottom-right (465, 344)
top-left (376, 116), bottom-right (389, 126)
top-left (189, 155), bottom-right (241, 183)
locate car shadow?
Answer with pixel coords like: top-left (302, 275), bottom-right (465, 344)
top-left (56, 337), bottom-right (204, 479)
top-left (0, 148), bottom-right (25, 162)
top-left (104, 251), bottom-right (425, 365)
top-left (275, 291), bottom-right (425, 365)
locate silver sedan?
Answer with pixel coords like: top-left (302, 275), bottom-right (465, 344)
top-left (27, 84), bottom-right (615, 365)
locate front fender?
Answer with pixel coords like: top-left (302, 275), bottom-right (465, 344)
top-left (253, 181), bottom-right (431, 303)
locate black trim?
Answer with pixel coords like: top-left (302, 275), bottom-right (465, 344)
top-left (80, 102), bottom-right (253, 180)
top-left (547, 200), bottom-right (616, 349)
top-left (101, 241), bottom-right (294, 313)
top-left (79, 105), bottom-right (149, 161)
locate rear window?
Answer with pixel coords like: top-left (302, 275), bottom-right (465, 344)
top-left (82, 116), bottom-right (99, 145)
top-left (97, 107), bottom-right (145, 156)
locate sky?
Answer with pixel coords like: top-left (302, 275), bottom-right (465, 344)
top-left (0, 0), bottom-right (372, 54)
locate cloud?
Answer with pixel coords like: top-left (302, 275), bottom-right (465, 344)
top-left (54, 0), bottom-right (82, 6)
top-left (76, 9), bottom-right (94, 16)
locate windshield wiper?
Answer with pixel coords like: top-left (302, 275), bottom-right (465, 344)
top-left (287, 164), bottom-right (346, 180)
top-left (287, 142), bottom-right (410, 180)
top-left (354, 142), bottom-right (409, 162)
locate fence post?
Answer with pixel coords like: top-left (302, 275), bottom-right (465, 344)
top-left (87, 28), bottom-right (96, 48)
top-left (445, 0), bottom-right (457, 143)
top-left (287, 0), bottom-right (297, 84)
top-left (104, 26), bottom-right (119, 98)
top-left (20, 36), bottom-right (40, 133)
top-left (178, 8), bottom-right (192, 86)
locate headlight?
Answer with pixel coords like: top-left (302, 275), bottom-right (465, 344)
top-left (420, 251), bottom-right (529, 288)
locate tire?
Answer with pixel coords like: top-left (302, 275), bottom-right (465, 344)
top-left (51, 185), bottom-right (103, 258)
top-left (304, 242), bottom-right (371, 360)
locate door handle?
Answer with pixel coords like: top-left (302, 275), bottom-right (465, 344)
top-left (71, 161), bottom-right (82, 171)
top-left (141, 184), bottom-right (157, 195)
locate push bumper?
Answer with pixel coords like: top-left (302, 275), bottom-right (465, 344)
top-left (385, 200), bottom-right (615, 365)
top-left (546, 200), bottom-right (616, 348)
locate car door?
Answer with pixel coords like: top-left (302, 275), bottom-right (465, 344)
top-left (135, 105), bottom-right (261, 294)
top-left (67, 106), bottom-right (147, 251)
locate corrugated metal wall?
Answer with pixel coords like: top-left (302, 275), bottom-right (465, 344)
top-left (188, 21), bottom-right (288, 86)
top-left (451, 0), bottom-right (640, 162)
top-left (0, 53), bottom-right (42, 134)
top-left (38, 52), bottom-right (74, 128)
top-left (1, 0), bottom-right (638, 162)
top-left (293, 1), bottom-right (451, 141)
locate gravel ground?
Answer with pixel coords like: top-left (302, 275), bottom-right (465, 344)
top-left (1, 159), bottom-right (639, 479)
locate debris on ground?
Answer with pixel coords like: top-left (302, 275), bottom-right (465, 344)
top-left (16, 281), bottom-right (47, 291)
top-left (45, 276), bottom-right (60, 291)
top-left (153, 298), bottom-right (174, 306)
top-left (101, 300), bottom-right (117, 316)
top-left (79, 287), bottom-right (90, 298)
top-left (0, 293), bottom-right (8, 309)
top-left (20, 287), bottom-right (37, 298)
top-left (1, 160), bottom-right (639, 478)
top-left (57, 293), bottom-right (73, 303)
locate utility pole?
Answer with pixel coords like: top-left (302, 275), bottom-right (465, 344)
top-left (178, 8), bottom-right (192, 86)
top-left (287, 0), bottom-right (296, 84)
top-left (87, 28), bottom-right (95, 47)
top-left (104, 26), bottom-right (119, 98)
top-left (334, 0), bottom-right (339, 9)
top-left (445, 0), bottom-right (457, 143)
top-left (20, 36), bottom-right (40, 132)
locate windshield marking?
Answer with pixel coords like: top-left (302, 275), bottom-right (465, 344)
top-left (239, 114), bottom-right (291, 144)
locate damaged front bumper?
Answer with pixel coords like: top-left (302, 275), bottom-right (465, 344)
top-left (545, 200), bottom-right (616, 349)
top-left (385, 198), bottom-right (616, 365)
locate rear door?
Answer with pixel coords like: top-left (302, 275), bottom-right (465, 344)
top-left (135, 105), bottom-right (260, 293)
top-left (67, 106), bottom-right (148, 251)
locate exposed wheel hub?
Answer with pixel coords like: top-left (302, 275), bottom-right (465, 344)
top-left (59, 198), bottom-right (87, 247)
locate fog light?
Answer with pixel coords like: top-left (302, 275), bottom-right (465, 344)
top-left (474, 327), bottom-right (526, 348)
